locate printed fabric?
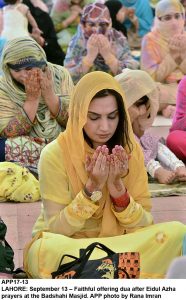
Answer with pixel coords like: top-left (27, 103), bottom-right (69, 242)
top-left (64, 25), bottom-right (139, 83)
top-left (0, 161), bottom-right (40, 202)
top-left (0, 37), bottom-right (74, 140)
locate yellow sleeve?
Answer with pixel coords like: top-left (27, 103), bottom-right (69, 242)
top-left (112, 142), bottom-right (153, 231)
top-left (111, 196), bottom-right (153, 231)
top-left (38, 140), bottom-right (99, 236)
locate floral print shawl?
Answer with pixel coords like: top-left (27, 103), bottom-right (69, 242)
top-left (64, 24), bottom-right (139, 84)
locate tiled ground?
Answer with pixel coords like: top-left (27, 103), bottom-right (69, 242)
top-left (0, 201), bottom-right (41, 269)
top-left (1, 121), bottom-right (186, 270)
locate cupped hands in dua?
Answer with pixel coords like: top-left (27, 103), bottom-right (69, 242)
top-left (86, 34), bottom-right (115, 64)
top-left (23, 67), bottom-right (60, 119)
top-left (85, 145), bottom-right (130, 201)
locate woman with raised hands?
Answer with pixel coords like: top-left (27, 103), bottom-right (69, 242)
top-left (141, 0), bottom-right (186, 117)
top-left (25, 71), bottom-right (186, 279)
top-left (64, 2), bottom-right (138, 84)
top-left (0, 37), bottom-right (73, 174)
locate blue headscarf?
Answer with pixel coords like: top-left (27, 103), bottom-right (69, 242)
top-left (120, 0), bottom-right (153, 37)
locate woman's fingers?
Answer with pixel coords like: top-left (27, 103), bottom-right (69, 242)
top-left (85, 155), bottom-right (92, 172)
top-left (94, 146), bottom-right (109, 171)
top-left (112, 145), bottom-right (128, 163)
top-left (24, 69), bottom-right (41, 96)
top-left (87, 145), bottom-right (130, 186)
top-left (109, 147), bottom-right (129, 179)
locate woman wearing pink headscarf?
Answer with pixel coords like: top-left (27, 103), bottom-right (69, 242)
top-left (141, 0), bottom-right (186, 117)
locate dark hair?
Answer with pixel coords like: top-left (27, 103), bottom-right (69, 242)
top-left (135, 95), bottom-right (149, 107)
top-left (4, 0), bottom-right (17, 4)
top-left (105, 0), bottom-right (128, 37)
top-left (83, 89), bottom-right (132, 153)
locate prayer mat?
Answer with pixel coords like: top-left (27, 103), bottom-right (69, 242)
top-left (149, 177), bottom-right (186, 197)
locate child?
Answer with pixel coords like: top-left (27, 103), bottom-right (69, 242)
top-left (0, 0), bottom-right (42, 40)
top-left (116, 69), bottom-right (186, 184)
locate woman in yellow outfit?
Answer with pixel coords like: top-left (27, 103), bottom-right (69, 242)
top-left (24, 71), bottom-right (186, 279)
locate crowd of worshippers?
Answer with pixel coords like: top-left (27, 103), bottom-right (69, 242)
top-left (1, 0), bottom-right (186, 279)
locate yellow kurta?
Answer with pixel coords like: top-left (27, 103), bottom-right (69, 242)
top-left (24, 71), bottom-right (186, 278)
top-left (32, 139), bottom-right (153, 237)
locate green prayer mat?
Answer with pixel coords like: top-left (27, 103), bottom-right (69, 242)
top-left (148, 177), bottom-right (186, 198)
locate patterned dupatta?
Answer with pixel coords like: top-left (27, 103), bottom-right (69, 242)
top-left (0, 37), bottom-right (71, 140)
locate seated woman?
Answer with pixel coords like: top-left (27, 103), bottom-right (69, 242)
top-left (50, 0), bottom-right (88, 52)
top-left (25, 71), bottom-right (186, 279)
top-left (116, 69), bottom-right (186, 184)
top-left (166, 75), bottom-right (186, 163)
top-left (0, 37), bottom-right (74, 174)
top-left (64, 2), bottom-right (139, 84)
top-left (119, 0), bottom-right (154, 49)
top-left (141, 0), bottom-right (186, 117)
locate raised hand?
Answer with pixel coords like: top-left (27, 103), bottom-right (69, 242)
top-left (127, 7), bottom-right (135, 19)
top-left (169, 36), bottom-right (181, 64)
top-left (39, 67), bottom-right (60, 116)
top-left (178, 33), bottom-right (186, 61)
top-left (107, 145), bottom-right (130, 198)
top-left (23, 69), bottom-right (41, 122)
top-left (24, 69), bottom-right (41, 101)
top-left (40, 67), bottom-right (55, 101)
top-left (86, 34), bottom-right (100, 62)
top-left (97, 34), bottom-right (112, 61)
top-left (97, 34), bottom-right (119, 74)
top-left (85, 145), bottom-right (109, 192)
top-left (108, 145), bottom-right (129, 181)
top-left (127, 8), bottom-right (138, 31)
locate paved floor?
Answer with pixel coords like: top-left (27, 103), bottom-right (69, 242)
top-left (1, 121), bottom-right (186, 270)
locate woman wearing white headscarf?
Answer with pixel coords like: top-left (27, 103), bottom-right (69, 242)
top-left (116, 69), bottom-right (186, 183)
top-left (141, 0), bottom-right (186, 117)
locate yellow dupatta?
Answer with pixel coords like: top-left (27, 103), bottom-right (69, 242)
top-left (57, 71), bottom-right (150, 237)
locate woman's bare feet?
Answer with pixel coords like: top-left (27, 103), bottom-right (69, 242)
top-left (161, 105), bottom-right (175, 118)
top-left (175, 166), bottom-right (186, 181)
top-left (154, 167), bottom-right (176, 184)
